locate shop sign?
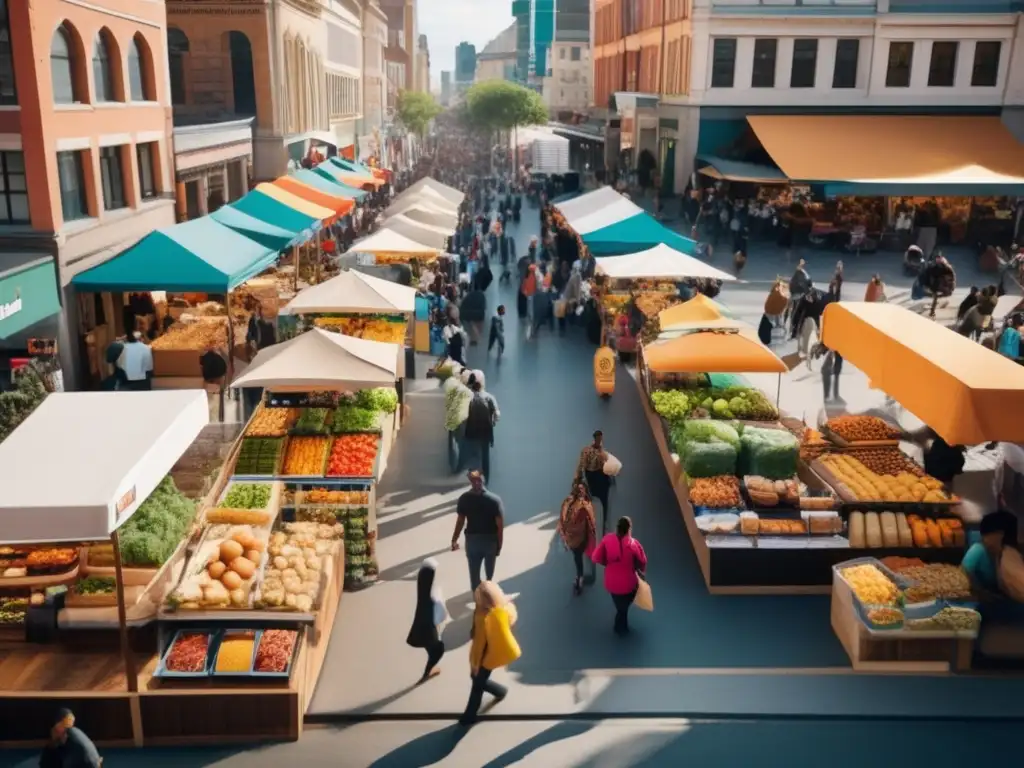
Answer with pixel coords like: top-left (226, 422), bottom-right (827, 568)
top-left (0, 293), bottom-right (21, 322)
top-left (27, 338), bottom-right (58, 357)
top-left (116, 487), bottom-right (137, 521)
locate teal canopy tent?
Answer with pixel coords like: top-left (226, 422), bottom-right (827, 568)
top-left (231, 189), bottom-right (321, 234)
top-left (209, 205), bottom-right (300, 251)
top-left (582, 212), bottom-right (699, 256)
top-left (71, 216), bottom-right (279, 293)
top-left (305, 165), bottom-right (368, 200)
top-left (332, 157), bottom-right (376, 176)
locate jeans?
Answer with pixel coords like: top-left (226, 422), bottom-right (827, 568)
top-left (424, 639), bottom-right (445, 677)
top-left (448, 424), bottom-right (466, 473)
top-left (585, 470), bottom-right (610, 532)
top-left (461, 439), bottom-right (491, 481)
top-left (465, 534), bottom-right (498, 592)
top-left (461, 667), bottom-right (507, 723)
top-left (611, 586), bottom-right (638, 634)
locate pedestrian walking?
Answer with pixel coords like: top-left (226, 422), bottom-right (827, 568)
top-left (488, 305), bottom-right (506, 358)
top-left (591, 516), bottom-right (648, 635)
top-left (820, 349), bottom-right (843, 401)
top-left (576, 430), bottom-right (614, 532)
top-left (406, 558), bottom-right (447, 682)
top-left (558, 481), bottom-right (597, 594)
top-left (462, 375), bottom-right (498, 480)
top-left (450, 470), bottom-right (504, 592)
top-left (459, 581), bottom-right (520, 726)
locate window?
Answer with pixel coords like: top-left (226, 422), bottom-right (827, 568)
top-left (972, 41), bottom-right (1001, 87)
top-left (168, 28), bottom-right (189, 105)
top-left (560, 48), bottom-right (566, 60)
top-left (0, 0), bottom-right (15, 105)
top-left (136, 143), bottom-right (157, 200)
top-left (927, 41), bottom-right (958, 87)
top-left (571, 46), bottom-right (581, 62)
top-left (832, 38), bottom-right (859, 88)
top-left (51, 25), bottom-right (81, 104)
top-left (0, 150), bottom-right (28, 223)
top-left (790, 39), bottom-right (817, 88)
top-left (751, 39), bottom-right (777, 88)
top-left (711, 38), bottom-right (736, 88)
top-left (127, 37), bottom-right (151, 101)
top-left (885, 41), bottom-right (914, 88)
top-left (99, 146), bottom-right (125, 211)
top-left (57, 151), bottom-right (88, 222)
top-left (92, 32), bottom-right (115, 101)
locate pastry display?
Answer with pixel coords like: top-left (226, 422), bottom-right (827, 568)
top-left (688, 476), bottom-right (742, 509)
top-left (840, 563), bottom-right (899, 605)
top-left (825, 415), bottom-right (901, 442)
top-left (257, 522), bottom-right (343, 611)
top-left (745, 476), bottom-right (799, 507)
top-left (817, 454), bottom-right (956, 503)
top-left (758, 518), bottom-right (807, 535)
top-left (866, 606), bottom-right (904, 627)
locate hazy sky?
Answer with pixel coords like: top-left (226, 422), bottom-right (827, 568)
top-left (418, 0), bottom-right (515, 84)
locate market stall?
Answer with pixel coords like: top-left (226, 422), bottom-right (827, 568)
top-left (380, 213), bottom-right (452, 251)
top-left (388, 205), bottom-right (459, 231)
top-left (346, 228), bottom-right (443, 268)
top-left (394, 177), bottom-right (465, 206)
top-left (326, 158), bottom-right (386, 191)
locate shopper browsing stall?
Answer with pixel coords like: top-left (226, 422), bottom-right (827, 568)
top-left (117, 331), bottom-right (153, 391)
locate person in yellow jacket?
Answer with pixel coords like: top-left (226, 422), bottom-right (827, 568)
top-left (459, 581), bottom-right (520, 726)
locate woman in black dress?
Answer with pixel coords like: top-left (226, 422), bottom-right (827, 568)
top-left (406, 559), bottom-right (446, 681)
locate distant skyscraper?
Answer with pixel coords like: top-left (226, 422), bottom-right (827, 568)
top-left (511, 0), bottom-right (556, 81)
top-left (455, 41), bottom-right (477, 84)
top-left (440, 71), bottom-right (452, 105)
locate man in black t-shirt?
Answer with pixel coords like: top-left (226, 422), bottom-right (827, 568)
top-left (451, 470), bottom-right (504, 592)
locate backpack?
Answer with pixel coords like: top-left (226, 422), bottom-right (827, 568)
top-left (464, 394), bottom-right (494, 442)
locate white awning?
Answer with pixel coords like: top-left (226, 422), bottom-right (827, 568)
top-left (232, 328), bottom-right (399, 392)
top-left (380, 214), bottom-right (451, 250)
top-left (554, 187), bottom-right (640, 232)
top-left (571, 196), bottom-right (643, 235)
top-left (394, 178), bottom-right (465, 206)
top-left (0, 391), bottom-right (210, 544)
top-left (283, 269), bottom-right (416, 315)
top-left (347, 228), bottom-right (442, 255)
top-left (397, 207), bottom-right (459, 230)
top-left (596, 243), bottom-right (737, 281)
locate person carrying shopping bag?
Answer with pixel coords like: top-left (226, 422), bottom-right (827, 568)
top-left (558, 481), bottom-right (597, 595)
top-left (591, 516), bottom-right (648, 636)
top-left (460, 581), bottom-right (520, 726)
top-left (406, 558), bottom-right (447, 682)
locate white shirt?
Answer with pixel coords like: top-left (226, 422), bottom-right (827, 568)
top-left (118, 341), bottom-right (153, 381)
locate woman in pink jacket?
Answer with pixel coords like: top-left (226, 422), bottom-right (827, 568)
top-left (591, 516), bottom-right (648, 635)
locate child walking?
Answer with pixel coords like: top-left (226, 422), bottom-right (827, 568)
top-left (489, 305), bottom-right (506, 359)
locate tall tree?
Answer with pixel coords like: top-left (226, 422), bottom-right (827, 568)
top-left (395, 90), bottom-right (443, 136)
top-left (465, 81), bottom-right (547, 133)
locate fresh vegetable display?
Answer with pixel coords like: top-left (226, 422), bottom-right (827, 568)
top-left (740, 427), bottom-right (799, 480)
top-left (330, 406), bottom-right (380, 433)
top-left (118, 476), bottom-right (196, 568)
top-left (282, 437), bottom-right (330, 476)
top-left (841, 564), bottom-right (899, 605)
top-left (164, 632), bottom-right (210, 672)
top-left (327, 434), bottom-right (380, 477)
top-left (682, 441), bottom-right (737, 478)
top-left (651, 390), bottom-right (691, 422)
top-left (222, 483), bottom-right (272, 509)
top-left (356, 387), bottom-right (399, 414)
top-left (688, 476), bottom-right (742, 508)
top-left (0, 597), bottom-right (27, 625)
top-left (292, 408), bottom-right (332, 435)
top-left (825, 415), bottom-right (901, 442)
top-left (254, 629), bottom-right (298, 673)
top-left (234, 438), bottom-right (285, 476)
top-left (245, 408), bottom-right (297, 438)
top-left (906, 606), bottom-right (981, 632)
top-left (672, 419), bottom-right (740, 451)
top-left (74, 576), bottom-right (115, 595)
top-left (302, 489), bottom-right (369, 505)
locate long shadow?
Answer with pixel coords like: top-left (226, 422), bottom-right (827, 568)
top-left (367, 723), bottom-right (469, 768)
top-left (477, 721), bottom-right (597, 768)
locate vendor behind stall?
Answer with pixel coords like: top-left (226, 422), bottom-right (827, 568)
top-left (963, 511), bottom-right (1024, 610)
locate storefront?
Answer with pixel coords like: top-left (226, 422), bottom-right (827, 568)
top-left (0, 256), bottom-right (62, 388)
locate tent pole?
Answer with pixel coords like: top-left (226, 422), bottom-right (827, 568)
top-left (293, 245), bottom-right (300, 292)
top-left (315, 229), bottom-right (322, 285)
top-left (776, 373), bottom-right (781, 408)
top-left (112, 530), bottom-right (138, 694)
top-left (224, 290), bottom-right (233, 423)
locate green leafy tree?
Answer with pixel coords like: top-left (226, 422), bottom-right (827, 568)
top-left (395, 90), bottom-right (443, 136)
top-left (465, 81), bottom-right (548, 132)
top-left (0, 365), bottom-right (47, 443)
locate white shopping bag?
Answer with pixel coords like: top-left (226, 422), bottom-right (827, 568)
top-left (603, 453), bottom-right (623, 476)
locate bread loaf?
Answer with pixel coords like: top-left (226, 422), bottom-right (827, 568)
top-left (880, 512), bottom-right (899, 548)
top-left (865, 512), bottom-right (883, 549)
top-left (849, 511), bottom-right (865, 548)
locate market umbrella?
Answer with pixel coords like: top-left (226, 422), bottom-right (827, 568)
top-left (658, 294), bottom-right (737, 329)
top-left (283, 270), bottom-right (415, 315)
top-left (644, 329), bottom-right (786, 374)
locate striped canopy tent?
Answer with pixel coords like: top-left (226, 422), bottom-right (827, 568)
top-left (554, 187), bottom-right (632, 230)
top-left (272, 175), bottom-right (355, 216)
top-left (309, 163), bottom-right (370, 200)
top-left (328, 157), bottom-right (385, 189)
top-left (291, 168), bottom-right (368, 202)
top-left (209, 205), bottom-right (303, 251)
top-left (381, 214), bottom-right (451, 250)
top-left (333, 157), bottom-right (390, 182)
top-left (582, 211), bottom-right (700, 256)
top-left (231, 184), bottom-right (332, 233)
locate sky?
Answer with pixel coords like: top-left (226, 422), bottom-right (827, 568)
top-left (417, 0), bottom-right (515, 86)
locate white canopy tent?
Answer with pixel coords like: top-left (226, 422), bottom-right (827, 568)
top-left (381, 214), bottom-right (451, 250)
top-left (570, 195), bottom-right (644, 235)
top-left (283, 269), bottom-right (416, 315)
top-left (389, 206), bottom-right (458, 230)
top-left (231, 328), bottom-right (400, 391)
top-left (347, 228), bottom-right (441, 256)
top-left (396, 177), bottom-right (464, 205)
top-left (554, 187), bottom-right (627, 227)
top-left (0, 390), bottom-right (209, 544)
top-left (386, 192), bottom-right (459, 217)
top-left (596, 243), bottom-right (736, 282)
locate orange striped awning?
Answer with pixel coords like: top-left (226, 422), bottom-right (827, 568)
top-left (271, 176), bottom-right (354, 216)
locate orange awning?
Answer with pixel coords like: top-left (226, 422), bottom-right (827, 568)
top-left (271, 176), bottom-right (354, 216)
top-left (747, 115), bottom-right (1024, 182)
top-left (253, 183), bottom-right (336, 224)
top-left (338, 172), bottom-right (385, 189)
top-left (821, 302), bottom-right (1024, 445)
top-left (644, 330), bottom-right (786, 374)
top-left (658, 294), bottom-right (736, 329)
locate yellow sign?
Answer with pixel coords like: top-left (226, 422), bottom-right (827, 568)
top-left (594, 347), bottom-right (616, 396)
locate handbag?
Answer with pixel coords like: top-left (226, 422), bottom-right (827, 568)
top-left (554, 299), bottom-right (567, 318)
top-left (603, 453), bottom-right (622, 476)
top-left (634, 573), bottom-right (654, 612)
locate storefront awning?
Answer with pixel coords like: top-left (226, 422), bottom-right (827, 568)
top-left (822, 302), bottom-right (1024, 445)
top-left (72, 217), bottom-right (281, 293)
top-left (0, 257), bottom-right (61, 341)
top-left (311, 163), bottom-right (371, 199)
top-left (582, 212), bottom-right (699, 256)
top-left (747, 115), bottom-right (1024, 193)
top-left (209, 205), bottom-right (301, 251)
top-left (698, 155), bottom-right (788, 184)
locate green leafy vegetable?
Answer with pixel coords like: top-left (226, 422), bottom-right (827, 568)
top-left (331, 406), bottom-right (380, 433)
top-left (222, 483), bottom-right (271, 509)
top-left (356, 388), bottom-right (399, 414)
top-left (76, 576), bottom-right (116, 595)
top-left (118, 476), bottom-right (196, 567)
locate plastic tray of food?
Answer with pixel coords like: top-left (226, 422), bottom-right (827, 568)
top-left (833, 557), bottom-right (910, 614)
top-left (250, 628), bottom-right (301, 678)
top-left (155, 630), bottom-right (217, 678)
top-left (695, 513), bottom-right (740, 535)
top-left (211, 629), bottom-right (259, 677)
top-left (857, 603), bottom-right (905, 632)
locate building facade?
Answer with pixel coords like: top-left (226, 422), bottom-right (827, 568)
top-left (475, 25), bottom-right (518, 84)
top-left (440, 70), bottom-right (452, 105)
top-left (512, 0), bottom-right (557, 84)
top-left (416, 34), bottom-right (430, 94)
top-left (381, 0), bottom-right (417, 111)
top-left (543, 43), bottom-right (592, 112)
top-left (1, 0), bottom-right (177, 387)
top-left (323, 0), bottom-right (365, 160)
top-left (361, 0), bottom-right (388, 158)
top-left (455, 42), bottom-right (478, 86)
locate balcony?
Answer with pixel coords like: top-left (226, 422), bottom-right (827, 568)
top-left (388, 29), bottom-right (406, 51)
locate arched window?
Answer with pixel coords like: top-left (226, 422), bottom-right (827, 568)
top-left (51, 24), bottom-right (80, 104)
top-left (92, 31), bottom-right (115, 101)
top-left (167, 28), bottom-right (189, 105)
top-left (127, 36), bottom-right (151, 101)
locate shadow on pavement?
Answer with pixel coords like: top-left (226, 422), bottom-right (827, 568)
top-left (367, 723), bottom-right (468, 768)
